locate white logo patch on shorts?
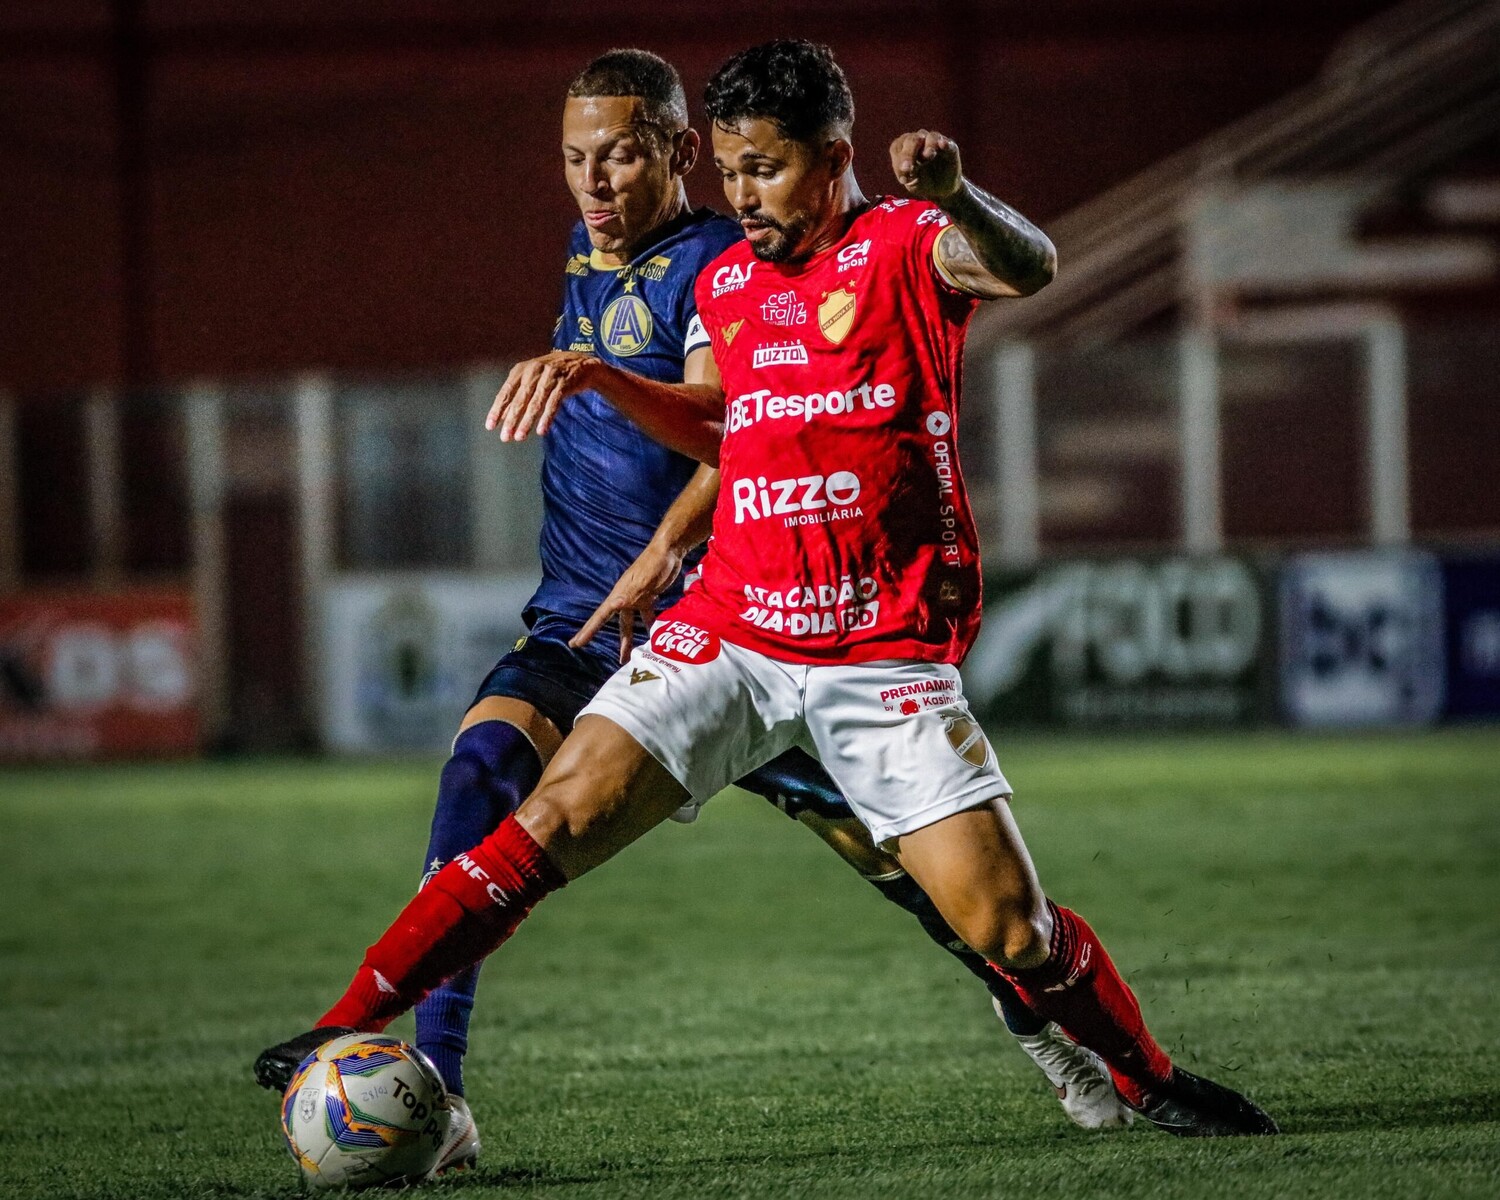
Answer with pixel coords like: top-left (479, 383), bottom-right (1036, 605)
top-left (942, 710), bottom-right (993, 768)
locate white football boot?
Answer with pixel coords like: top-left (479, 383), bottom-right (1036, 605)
top-left (996, 999), bottom-right (1134, 1130)
top-left (428, 1095), bottom-right (481, 1177)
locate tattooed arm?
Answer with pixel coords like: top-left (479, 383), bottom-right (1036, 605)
top-left (890, 129), bottom-right (1056, 300)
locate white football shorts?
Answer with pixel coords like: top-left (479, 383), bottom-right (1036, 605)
top-left (578, 618), bottom-right (1011, 845)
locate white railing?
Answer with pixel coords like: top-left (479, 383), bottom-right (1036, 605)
top-left (970, 0), bottom-right (1500, 351)
top-left (971, 0), bottom-right (1500, 566)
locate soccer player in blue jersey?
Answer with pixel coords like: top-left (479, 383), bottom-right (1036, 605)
top-left (397, 50), bottom-right (1127, 1173)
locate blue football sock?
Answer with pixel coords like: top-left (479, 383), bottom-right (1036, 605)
top-left (414, 719), bottom-right (544, 1096)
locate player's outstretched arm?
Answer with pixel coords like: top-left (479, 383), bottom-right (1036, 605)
top-left (571, 460), bottom-right (721, 663)
top-left (890, 129), bottom-right (1056, 300)
top-left (485, 349), bottom-right (725, 464)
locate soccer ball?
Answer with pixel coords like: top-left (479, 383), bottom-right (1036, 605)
top-left (279, 1033), bottom-right (452, 1191)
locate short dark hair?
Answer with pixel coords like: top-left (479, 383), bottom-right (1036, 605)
top-left (704, 40), bottom-right (854, 143)
top-left (567, 49), bottom-right (688, 136)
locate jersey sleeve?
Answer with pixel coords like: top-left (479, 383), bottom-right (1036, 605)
top-left (680, 227), bottom-right (740, 359)
top-left (682, 296), bottom-right (710, 357)
top-left (662, 266), bottom-right (709, 362)
top-left (691, 260), bottom-right (721, 348)
top-left (553, 224), bottom-right (593, 351)
top-left (678, 254), bottom-right (710, 356)
top-left (877, 197), bottom-right (979, 305)
top-left (553, 242), bottom-right (577, 351)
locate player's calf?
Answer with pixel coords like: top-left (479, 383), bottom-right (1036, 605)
top-left (321, 814), bottom-right (565, 1035)
top-left (895, 808), bottom-right (1174, 1104)
top-left (253, 815), bottom-right (564, 1091)
top-left (993, 902), bottom-right (1172, 1104)
top-left (790, 806), bottom-right (1129, 1132)
top-left (416, 718), bottom-right (549, 1096)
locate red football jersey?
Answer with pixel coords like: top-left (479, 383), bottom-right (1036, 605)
top-left (662, 196), bottom-right (985, 665)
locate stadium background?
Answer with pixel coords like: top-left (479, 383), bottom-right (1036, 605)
top-left (3, 2), bottom-right (1499, 1198)
top-left (3, 0), bottom-right (1498, 752)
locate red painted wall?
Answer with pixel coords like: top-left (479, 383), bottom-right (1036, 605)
top-left (0, 0), bottom-right (1393, 392)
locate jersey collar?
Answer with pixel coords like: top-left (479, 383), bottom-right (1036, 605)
top-left (585, 205), bottom-right (709, 273)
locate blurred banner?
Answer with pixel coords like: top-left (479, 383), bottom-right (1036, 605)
top-left (962, 557), bottom-right (1272, 727)
top-left (310, 551), bottom-right (1490, 750)
top-left (1441, 554), bottom-right (1500, 720)
top-left (319, 575), bottom-right (534, 753)
top-left (1279, 550), bottom-right (1445, 728)
top-left (0, 590), bottom-right (198, 760)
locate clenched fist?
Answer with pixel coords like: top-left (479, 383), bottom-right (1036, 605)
top-left (890, 130), bottom-right (963, 204)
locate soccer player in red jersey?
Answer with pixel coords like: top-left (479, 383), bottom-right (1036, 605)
top-left (258, 41), bottom-right (1276, 1138)
top-left (411, 50), bottom-right (1126, 1168)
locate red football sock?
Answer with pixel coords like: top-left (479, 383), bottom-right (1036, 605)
top-left (994, 902), bottom-right (1172, 1107)
top-left (319, 815), bottom-right (566, 1031)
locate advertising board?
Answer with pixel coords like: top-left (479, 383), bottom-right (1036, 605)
top-left (1278, 550), bottom-right (1445, 727)
top-left (319, 574), bottom-right (535, 753)
top-left (1440, 554), bottom-right (1500, 719)
top-left (963, 557), bottom-right (1270, 727)
top-left (0, 589), bottom-right (198, 759)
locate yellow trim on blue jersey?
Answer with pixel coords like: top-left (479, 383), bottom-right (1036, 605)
top-left (635, 254), bottom-right (672, 281)
top-left (588, 248), bottom-right (626, 272)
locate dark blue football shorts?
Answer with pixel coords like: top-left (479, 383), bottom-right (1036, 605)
top-left (471, 632), bottom-right (855, 822)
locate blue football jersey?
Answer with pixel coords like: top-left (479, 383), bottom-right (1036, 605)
top-left (523, 206), bottom-right (742, 660)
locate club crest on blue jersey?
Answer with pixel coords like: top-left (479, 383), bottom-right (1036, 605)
top-left (602, 293), bottom-right (654, 356)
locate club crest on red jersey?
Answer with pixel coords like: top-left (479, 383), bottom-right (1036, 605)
top-left (649, 621), bottom-right (721, 664)
top-left (818, 288), bottom-right (857, 344)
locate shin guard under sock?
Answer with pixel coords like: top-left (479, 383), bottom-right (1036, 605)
top-left (995, 901), bottom-right (1172, 1105)
top-left (415, 721), bottom-right (544, 1094)
top-left (320, 815), bottom-right (565, 1032)
top-left (867, 870), bottom-right (1047, 1037)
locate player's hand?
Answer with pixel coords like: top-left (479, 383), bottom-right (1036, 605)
top-left (570, 539), bottom-right (686, 664)
top-left (486, 351), bottom-right (602, 442)
top-left (890, 130), bottom-right (963, 204)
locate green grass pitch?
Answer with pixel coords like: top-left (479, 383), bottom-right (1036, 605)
top-left (3, 729), bottom-right (1499, 1199)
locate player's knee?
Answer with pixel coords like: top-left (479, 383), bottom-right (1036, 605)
top-left (439, 721), bottom-right (542, 818)
top-left (960, 895), bottom-right (1051, 970)
top-left (513, 746), bottom-right (620, 847)
top-left (514, 778), bottom-right (587, 849)
top-left (996, 908), bottom-right (1052, 970)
